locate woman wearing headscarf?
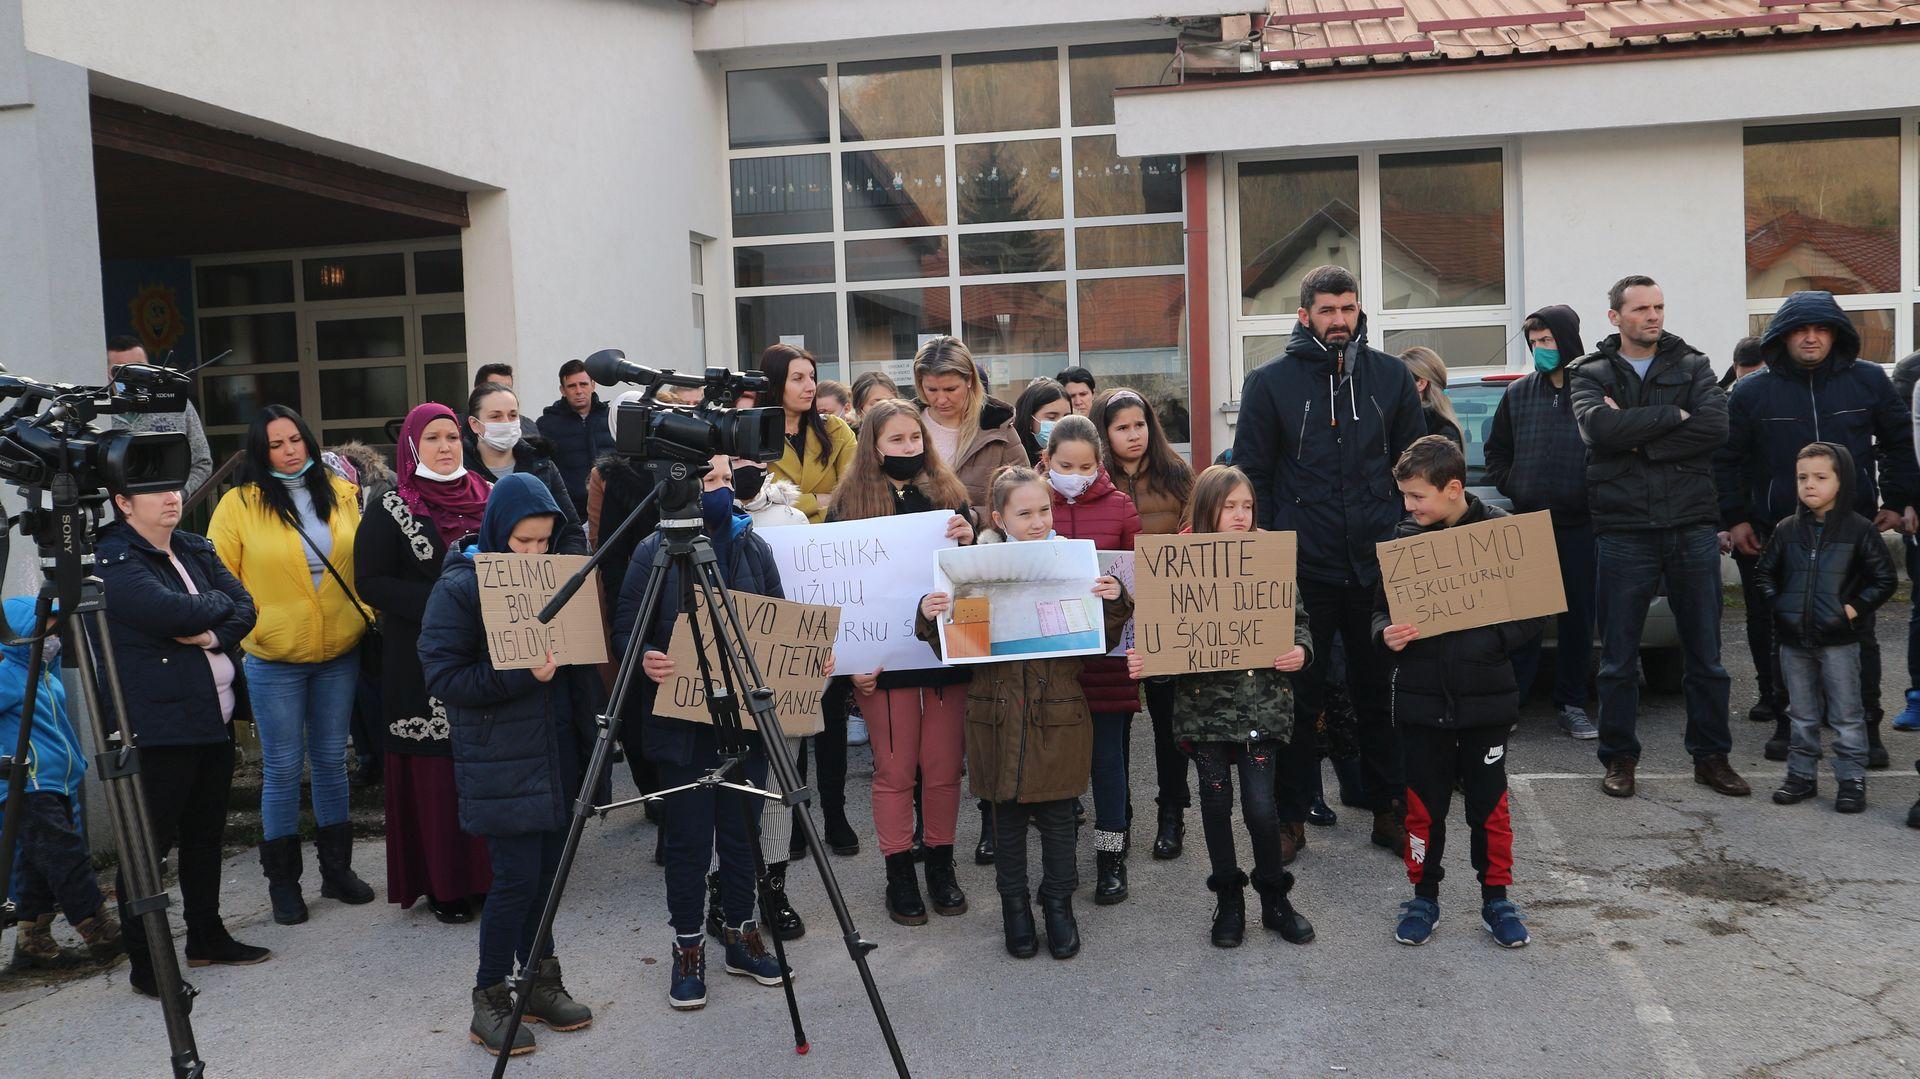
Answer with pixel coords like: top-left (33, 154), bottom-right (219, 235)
top-left (355, 403), bottom-right (495, 923)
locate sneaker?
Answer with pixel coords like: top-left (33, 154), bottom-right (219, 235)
top-left (1394, 897), bottom-right (1439, 946)
top-left (723, 921), bottom-right (790, 986)
top-left (669, 935), bottom-right (707, 1010)
top-left (1834, 778), bottom-right (1866, 814)
top-left (1772, 774), bottom-right (1818, 805)
top-left (1557, 705), bottom-right (1598, 740)
top-left (846, 714), bottom-right (869, 747)
top-left (1892, 690), bottom-right (1920, 732)
top-left (1481, 899), bottom-right (1531, 948)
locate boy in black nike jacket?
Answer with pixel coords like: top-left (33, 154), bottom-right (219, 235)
top-left (1373, 436), bottom-right (1545, 949)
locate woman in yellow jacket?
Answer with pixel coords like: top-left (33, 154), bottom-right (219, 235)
top-left (209, 405), bottom-right (374, 927)
top-left (758, 343), bottom-right (855, 524)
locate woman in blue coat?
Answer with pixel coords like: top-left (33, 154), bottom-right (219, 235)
top-left (419, 474), bottom-right (598, 1058)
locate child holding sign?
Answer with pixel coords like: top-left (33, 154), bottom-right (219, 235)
top-left (419, 475), bottom-right (600, 1056)
top-left (1373, 436), bottom-right (1543, 950)
top-left (918, 466), bottom-right (1131, 960)
top-left (1124, 465), bottom-right (1316, 948)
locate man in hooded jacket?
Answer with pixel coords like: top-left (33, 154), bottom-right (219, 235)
top-left (1715, 290), bottom-right (1918, 770)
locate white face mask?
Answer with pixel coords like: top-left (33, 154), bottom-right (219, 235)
top-left (415, 460), bottom-right (468, 483)
top-left (1048, 470), bottom-right (1094, 500)
top-left (478, 421), bottom-right (519, 452)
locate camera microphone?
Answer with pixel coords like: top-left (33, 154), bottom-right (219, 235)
top-left (583, 349), bottom-right (660, 388)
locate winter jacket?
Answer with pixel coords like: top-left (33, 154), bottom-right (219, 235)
top-left (208, 477), bottom-right (371, 664)
top-left (1715, 291), bottom-right (1918, 533)
top-left (1231, 314), bottom-right (1426, 588)
top-left (1567, 332), bottom-right (1727, 534)
top-left (463, 432), bottom-right (588, 555)
top-left (1484, 305), bottom-right (1589, 525)
top-left (0, 598), bottom-right (84, 800)
top-left (916, 585), bottom-right (1133, 803)
top-left (586, 455), bottom-right (656, 610)
top-left (535, 395), bottom-right (616, 516)
top-left (1049, 471), bottom-right (1143, 715)
top-left (95, 523), bottom-right (255, 746)
top-left (828, 483), bottom-right (976, 693)
top-left (916, 397), bottom-right (1028, 518)
top-left (1753, 443), bottom-right (1898, 648)
top-left (742, 479), bottom-right (811, 531)
top-left (1891, 350), bottom-right (1920, 407)
top-left (354, 491), bottom-right (453, 755)
top-left (327, 441), bottom-right (396, 513)
top-left (612, 510), bottom-right (785, 769)
top-left (1370, 495), bottom-right (1545, 729)
top-left (769, 415), bottom-right (857, 523)
top-left (1110, 465), bottom-right (1191, 537)
top-left (418, 475), bottom-right (603, 837)
top-left (1168, 606), bottom-right (1314, 746)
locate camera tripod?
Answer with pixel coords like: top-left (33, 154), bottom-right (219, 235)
top-left (0, 472), bottom-right (205, 1078)
top-left (488, 456), bottom-right (908, 1078)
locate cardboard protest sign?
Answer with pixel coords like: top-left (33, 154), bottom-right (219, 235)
top-left (655, 590), bottom-right (838, 736)
top-left (474, 554), bottom-right (608, 670)
top-left (1375, 509), bottom-right (1567, 637)
top-left (1098, 550), bottom-right (1135, 658)
top-left (757, 509), bottom-right (955, 675)
top-left (1130, 532), bottom-right (1296, 677)
top-left (933, 539), bottom-right (1105, 664)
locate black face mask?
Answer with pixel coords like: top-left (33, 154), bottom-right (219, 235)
top-left (732, 463), bottom-right (766, 504)
top-left (880, 452), bottom-right (925, 482)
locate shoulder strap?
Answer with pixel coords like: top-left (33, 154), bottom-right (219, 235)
top-left (294, 521), bottom-right (376, 632)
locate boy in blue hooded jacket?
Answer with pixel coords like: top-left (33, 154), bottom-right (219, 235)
top-left (2, 596), bottom-right (121, 969)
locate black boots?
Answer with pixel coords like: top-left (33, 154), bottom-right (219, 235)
top-left (1038, 893), bottom-right (1080, 959)
top-left (1093, 831), bottom-right (1128, 905)
top-left (1208, 871), bottom-right (1248, 948)
top-left (184, 918), bottom-right (271, 968)
top-left (922, 845), bottom-right (967, 915)
top-left (884, 851), bottom-right (927, 925)
top-left (1151, 806), bottom-right (1184, 860)
top-left (315, 823), bottom-right (375, 906)
top-left (1866, 717), bottom-right (1889, 770)
top-left (761, 861), bottom-right (805, 941)
top-left (1253, 870), bottom-right (1315, 944)
top-left (258, 837), bottom-right (308, 926)
top-left (1001, 892), bottom-right (1038, 958)
top-left (823, 805), bottom-right (860, 856)
top-left (974, 802), bottom-right (995, 865)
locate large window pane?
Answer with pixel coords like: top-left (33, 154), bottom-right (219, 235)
top-left (203, 371), bottom-right (302, 427)
top-left (849, 288), bottom-right (949, 372)
top-left (961, 281), bottom-right (1067, 396)
top-left (736, 293), bottom-right (839, 372)
top-left (1745, 120), bottom-right (1901, 298)
top-left (196, 261), bottom-right (293, 307)
top-left (954, 49), bottom-right (1059, 135)
top-left (414, 249), bottom-right (463, 294)
top-left (1379, 147), bottom-right (1505, 309)
top-left (1243, 334), bottom-right (1290, 379)
top-left (1077, 222), bottom-right (1184, 269)
top-left (838, 57), bottom-right (942, 141)
top-left (1237, 157), bottom-right (1360, 316)
top-left (1380, 325), bottom-right (1512, 371)
top-left (842, 146), bottom-right (947, 230)
top-left (1072, 135), bottom-right (1180, 218)
top-left (1069, 40), bottom-right (1177, 127)
top-left (1747, 308), bottom-right (1897, 363)
top-left (846, 235), bottom-right (948, 281)
top-left (200, 312), bottom-right (297, 366)
top-left (956, 139), bottom-right (1063, 224)
top-left (316, 316), bottom-right (406, 361)
top-left (735, 243), bottom-right (835, 287)
top-left (1077, 276), bottom-right (1189, 442)
top-left (959, 230), bottom-right (1064, 275)
top-left (321, 365), bottom-right (410, 420)
top-left (731, 155), bottom-right (833, 237)
top-left (727, 66), bottom-right (829, 150)
top-left (303, 253), bottom-right (405, 301)
top-left (424, 362), bottom-right (468, 414)
top-left (420, 313), bottom-right (466, 356)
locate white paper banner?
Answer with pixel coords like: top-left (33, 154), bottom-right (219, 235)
top-left (757, 509), bottom-right (957, 675)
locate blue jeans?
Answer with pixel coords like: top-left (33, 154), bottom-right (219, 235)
top-left (1779, 643), bottom-right (1868, 784)
top-left (1594, 526), bottom-right (1731, 765)
top-left (1090, 712), bottom-right (1131, 835)
top-left (1510, 520), bottom-right (1597, 708)
top-left (476, 829), bottom-right (563, 988)
top-left (245, 652), bottom-right (360, 841)
top-left (656, 727), bottom-right (767, 934)
top-left (4, 791), bottom-right (105, 924)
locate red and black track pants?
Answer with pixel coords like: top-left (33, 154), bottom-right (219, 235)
top-left (1401, 723), bottom-right (1515, 903)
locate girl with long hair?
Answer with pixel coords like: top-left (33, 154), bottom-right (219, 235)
top-left (1400, 346), bottom-right (1464, 451)
top-left (1012, 378), bottom-right (1071, 466)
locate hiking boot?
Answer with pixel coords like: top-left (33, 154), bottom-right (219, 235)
top-left (315, 822), bottom-right (375, 905)
top-left (10, 914), bottom-right (86, 971)
top-left (1694, 754), bottom-right (1752, 797)
top-left (1481, 899), bottom-right (1531, 948)
top-left (669, 935), bottom-right (707, 1010)
top-left (1152, 806), bottom-right (1186, 858)
top-left (470, 981), bottom-right (535, 1056)
top-left (1039, 893), bottom-right (1080, 960)
top-left (525, 956), bottom-right (592, 1031)
top-left (1395, 897), bottom-right (1440, 946)
top-left (1253, 870), bottom-right (1315, 944)
top-left (1602, 758), bottom-right (1637, 798)
top-left (1207, 871), bottom-right (1247, 948)
top-left (74, 909), bottom-right (123, 963)
top-left (1772, 774), bottom-right (1818, 805)
top-left (723, 921), bottom-right (790, 986)
top-left (1093, 834), bottom-right (1128, 905)
top-left (258, 836), bottom-right (308, 926)
top-left (185, 919), bottom-right (271, 967)
top-left (823, 805), bottom-right (860, 856)
top-left (1370, 801), bottom-right (1406, 853)
top-left (1834, 778), bottom-right (1867, 814)
top-left (1558, 705), bottom-right (1598, 740)
top-left (922, 845), bottom-right (967, 916)
top-left (884, 851), bottom-right (927, 926)
top-left (760, 861), bottom-right (805, 941)
top-left (1001, 892), bottom-right (1038, 958)
top-left (704, 871), bottom-right (725, 941)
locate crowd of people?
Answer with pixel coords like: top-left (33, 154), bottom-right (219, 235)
top-left (4, 265), bottom-right (1919, 1060)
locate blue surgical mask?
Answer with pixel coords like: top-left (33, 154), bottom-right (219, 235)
top-left (701, 487), bottom-right (735, 534)
top-left (1035, 419), bottom-right (1057, 446)
top-left (270, 459), bottom-right (314, 481)
top-left (1531, 346), bottom-right (1560, 374)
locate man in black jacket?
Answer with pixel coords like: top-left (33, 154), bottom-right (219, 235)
top-left (1485, 304), bottom-right (1596, 740)
top-left (1569, 275), bottom-right (1747, 800)
top-left (1232, 264), bottom-right (1426, 852)
top-left (1715, 291), bottom-right (1918, 770)
top-left (536, 358), bottom-right (615, 517)
top-left (1714, 337), bottom-right (1787, 738)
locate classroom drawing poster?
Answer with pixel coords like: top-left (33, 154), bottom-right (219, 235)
top-left (933, 539), bottom-right (1105, 665)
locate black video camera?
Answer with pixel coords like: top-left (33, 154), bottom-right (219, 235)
top-left (0, 363), bottom-right (193, 496)
top-left (585, 349), bottom-right (784, 466)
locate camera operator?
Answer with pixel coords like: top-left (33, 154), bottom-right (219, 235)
top-left (106, 336), bottom-right (212, 499)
